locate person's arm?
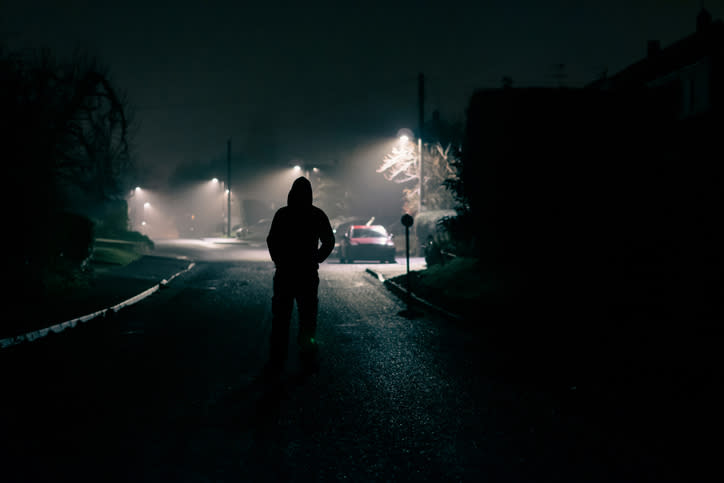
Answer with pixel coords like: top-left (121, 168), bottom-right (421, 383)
top-left (266, 210), bottom-right (281, 265)
top-left (316, 211), bottom-right (335, 264)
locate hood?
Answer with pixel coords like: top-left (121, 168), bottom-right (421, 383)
top-left (287, 176), bottom-right (313, 207)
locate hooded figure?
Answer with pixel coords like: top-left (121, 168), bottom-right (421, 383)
top-left (265, 177), bottom-right (334, 371)
top-left (267, 176), bottom-right (334, 270)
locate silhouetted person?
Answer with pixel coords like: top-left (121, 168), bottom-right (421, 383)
top-left (266, 177), bottom-right (334, 372)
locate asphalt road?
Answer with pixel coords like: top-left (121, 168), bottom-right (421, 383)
top-left (0, 240), bottom-right (714, 482)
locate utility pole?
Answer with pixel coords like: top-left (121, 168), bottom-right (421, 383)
top-left (227, 139), bottom-right (231, 237)
top-left (418, 72), bottom-right (425, 216)
top-left (418, 72), bottom-right (424, 142)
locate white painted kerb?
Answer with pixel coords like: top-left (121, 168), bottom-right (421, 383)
top-left (0, 262), bottom-right (195, 350)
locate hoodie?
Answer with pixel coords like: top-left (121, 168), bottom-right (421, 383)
top-left (266, 177), bottom-right (335, 270)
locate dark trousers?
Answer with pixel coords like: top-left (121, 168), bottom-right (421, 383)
top-left (269, 268), bottom-right (319, 365)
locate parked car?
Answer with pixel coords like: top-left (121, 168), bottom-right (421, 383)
top-left (234, 218), bottom-right (272, 241)
top-left (233, 224), bottom-right (248, 239)
top-left (339, 225), bottom-right (396, 263)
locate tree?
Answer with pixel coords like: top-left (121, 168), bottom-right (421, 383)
top-left (2, 44), bottom-right (135, 290)
top-left (423, 142), bottom-right (458, 211)
top-left (2, 47), bottom-right (133, 213)
top-left (376, 138), bottom-right (458, 216)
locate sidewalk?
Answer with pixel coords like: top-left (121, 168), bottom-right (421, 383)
top-left (366, 256), bottom-right (427, 279)
top-left (2, 255), bottom-right (193, 344)
top-left (365, 262), bottom-right (467, 322)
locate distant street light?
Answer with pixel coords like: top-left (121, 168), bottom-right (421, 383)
top-left (290, 162), bottom-right (320, 180)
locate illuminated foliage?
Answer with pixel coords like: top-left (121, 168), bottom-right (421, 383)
top-left (377, 139), bottom-right (458, 215)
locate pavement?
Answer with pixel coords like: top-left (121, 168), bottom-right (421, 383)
top-left (1, 254), bottom-right (194, 347)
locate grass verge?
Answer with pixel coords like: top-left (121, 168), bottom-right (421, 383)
top-left (389, 257), bottom-right (497, 318)
top-left (92, 245), bottom-right (142, 266)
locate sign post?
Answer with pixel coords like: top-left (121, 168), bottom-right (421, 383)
top-left (400, 214), bottom-right (418, 317)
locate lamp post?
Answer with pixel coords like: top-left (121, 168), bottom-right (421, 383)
top-left (417, 137), bottom-right (423, 216)
top-left (292, 163), bottom-right (319, 181)
top-left (142, 201), bottom-right (150, 233)
top-left (227, 139), bottom-right (231, 237)
top-left (399, 213), bottom-right (420, 318)
top-left (212, 178), bottom-right (225, 233)
top-left (131, 187), bottom-right (142, 230)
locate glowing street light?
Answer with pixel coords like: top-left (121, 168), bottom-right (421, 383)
top-left (399, 134), bottom-right (409, 143)
top-left (291, 163), bottom-right (320, 180)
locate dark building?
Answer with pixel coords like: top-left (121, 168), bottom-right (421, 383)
top-left (582, 8), bottom-right (723, 319)
top-left (462, 87), bottom-right (632, 295)
top-left (460, 9), bottom-right (723, 318)
top-left (587, 8), bottom-right (724, 121)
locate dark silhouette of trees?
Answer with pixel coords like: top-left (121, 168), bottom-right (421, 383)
top-left (2, 44), bottom-right (134, 294)
top-left (2, 48), bottom-right (132, 207)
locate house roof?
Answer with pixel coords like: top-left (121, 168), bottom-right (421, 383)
top-left (587, 15), bottom-right (724, 90)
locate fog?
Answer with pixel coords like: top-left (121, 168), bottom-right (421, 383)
top-left (129, 136), bottom-right (412, 240)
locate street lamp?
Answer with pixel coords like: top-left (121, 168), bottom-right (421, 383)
top-left (291, 163), bottom-right (314, 179)
top-left (129, 186), bottom-right (145, 230)
top-left (141, 201), bottom-right (150, 232)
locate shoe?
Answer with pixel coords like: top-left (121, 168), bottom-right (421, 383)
top-left (298, 336), bottom-right (319, 356)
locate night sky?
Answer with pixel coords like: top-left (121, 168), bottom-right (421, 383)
top-left (3, 0), bottom-right (723, 193)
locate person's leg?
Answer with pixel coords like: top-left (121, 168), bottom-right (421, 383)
top-left (269, 270), bottom-right (294, 369)
top-left (296, 271), bottom-right (319, 354)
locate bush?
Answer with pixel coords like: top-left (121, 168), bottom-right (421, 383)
top-left (92, 199), bottom-right (154, 251)
top-left (92, 199), bottom-right (129, 238)
top-left (415, 209), bottom-right (455, 261)
top-left (51, 212), bottom-right (94, 263)
top-left (112, 230), bottom-right (154, 251)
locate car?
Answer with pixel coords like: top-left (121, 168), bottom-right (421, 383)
top-left (235, 218), bottom-right (272, 241)
top-left (339, 224), bottom-right (396, 263)
top-left (233, 224), bottom-right (248, 239)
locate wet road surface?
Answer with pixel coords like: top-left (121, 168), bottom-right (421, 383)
top-left (0, 240), bottom-right (708, 481)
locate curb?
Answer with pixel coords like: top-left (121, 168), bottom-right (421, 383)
top-left (0, 262), bottom-right (195, 350)
top-left (365, 268), bottom-right (463, 321)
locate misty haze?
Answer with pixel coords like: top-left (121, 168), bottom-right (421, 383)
top-left (1, 1), bottom-right (722, 482)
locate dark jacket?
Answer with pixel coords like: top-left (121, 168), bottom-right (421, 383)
top-left (266, 177), bottom-right (335, 270)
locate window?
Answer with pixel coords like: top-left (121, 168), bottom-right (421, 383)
top-left (351, 227), bottom-right (387, 238)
